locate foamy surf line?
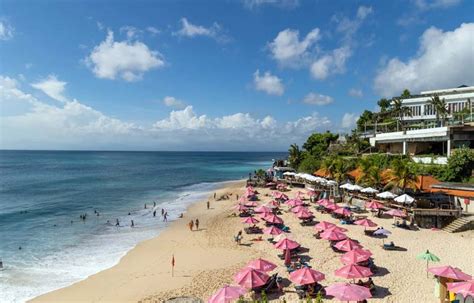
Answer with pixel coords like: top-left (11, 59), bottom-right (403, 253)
top-left (1, 179), bottom-right (241, 303)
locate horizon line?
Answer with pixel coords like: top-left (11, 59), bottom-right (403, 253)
top-left (0, 149), bottom-right (289, 153)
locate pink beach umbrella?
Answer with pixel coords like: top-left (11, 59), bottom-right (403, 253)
top-left (366, 200), bottom-right (384, 210)
top-left (246, 258), bottom-right (277, 272)
top-left (295, 191), bottom-right (306, 200)
top-left (307, 190), bottom-right (317, 197)
top-left (244, 201), bottom-right (258, 207)
top-left (295, 209), bottom-right (314, 219)
top-left (272, 191), bottom-right (288, 200)
top-left (334, 239), bottom-right (362, 252)
top-left (325, 203), bottom-right (340, 211)
top-left (234, 268), bottom-right (269, 289)
top-left (233, 204), bottom-right (248, 212)
top-left (274, 238), bottom-right (300, 250)
top-left (384, 209), bottom-right (407, 218)
top-left (333, 207), bottom-right (352, 216)
top-left (286, 199), bottom-right (303, 207)
top-left (317, 198), bottom-right (331, 206)
top-left (258, 211), bottom-right (271, 219)
top-left (447, 280), bottom-right (474, 297)
top-left (326, 225), bottom-right (348, 233)
top-left (263, 213), bottom-right (284, 224)
top-left (254, 205), bottom-right (272, 213)
top-left (340, 249), bottom-right (373, 265)
top-left (428, 266), bottom-right (472, 280)
top-left (238, 196), bottom-right (247, 203)
top-left (314, 221), bottom-right (336, 231)
top-left (241, 217), bottom-right (259, 225)
top-left (325, 283), bottom-right (372, 302)
top-left (263, 226), bottom-right (283, 236)
top-left (335, 264), bottom-right (373, 280)
top-left (354, 218), bottom-right (377, 228)
top-left (291, 205), bottom-right (307, 213)
top-left (320, 230), bottom-right (347, 241)
top-left (208, 285), bottom-right (247, 303)
top-left (289, 267), bottom-right (325, 285)
top-left (266, 200), bottom-right (280, 208)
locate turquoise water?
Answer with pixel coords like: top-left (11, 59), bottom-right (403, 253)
top-left (0, 151), bottom-right (286, 302)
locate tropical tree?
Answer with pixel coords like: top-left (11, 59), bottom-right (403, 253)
top-left (288, 143), bottom-right (302, 169)
top-left (429, 94), bottom-right (448, 126)
top-left (356, 110), bottom-right (374, 132)
top-left (302, 132), bottom-right (338, 157)
top-left (401, 89), bottom-right (411, 99)
top-left (385, 158), bottom-right (418, 192)
top-left (391, 97), bottom-right (412, 130)
top-left (377, 98), bottom-right (391, 113)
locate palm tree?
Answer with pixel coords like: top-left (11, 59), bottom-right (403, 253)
top-left (429, 94), bottom-right (448, 126)
top-left (385, 158), bottom-right (418, 192)
top-left (321, 156), bottom-right (337, 178)
top-left (332, 158), bottom-right (351, 183)
top-left (288, 143), bottom-right (302, 169)
top-left (391, 98), bottom-right (412, 130)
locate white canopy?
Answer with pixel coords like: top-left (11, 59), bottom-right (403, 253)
top-left (283, 172), bottom-right (296, 176)
top-left (326, 180), bottom-right (338, 186)
top-left (361, 187), bottom-right (379, 194)
top-left (347, 184), bottom-right (364, 191)
top-left (376, 191), bottom-right (398, 199)
top-left (339, 183), bottom-right (353, 189)
top-left (394, 194), bottom-right (415, 204)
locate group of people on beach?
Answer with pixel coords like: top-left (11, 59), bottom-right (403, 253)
top-left (188, 219), bottom-right (200, 231)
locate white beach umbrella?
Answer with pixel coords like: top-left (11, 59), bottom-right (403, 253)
top-left (273, 233), bottom-right (295, 242)
top-left (376, 191), bottom-right (398, 199)
top-left (347, 184), bottom-right (363, 191)
top-left (361, 187), bottom-right (379, 194)
top-left (394, 194), bottom-right (415, 204)
top-left (339, 183), bottom-right (352, 189)
top-left (283, 172), bottom-right (295, 176)
top-left (326, 180), bottom-right (338, 186)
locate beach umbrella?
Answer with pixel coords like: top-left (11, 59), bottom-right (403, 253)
top-left (326, 180), bottom-right (338, 186)
top-left (384, 209), bottom-right (407, 218)
top-left (263, 213), bottom-right (284, 224)
top-left (273, 233), bottom-right (294, 242)
top-left (254, 205), bottom-right (272, 213)
top-left (447, 281), bottom-right (474, 298)
top-left (246, 258), bottom-right (277, 272)
top-left (334, 239), bottom-right (362, 252)
top-left (333, 207), bottom-right (352, 217)
top-left (373, 228), bottom-right (391, 236)
top-left (314, 221), bottom-right (336, 231)
top-left (295, 191), bottom-right (306, 200)
top-left (376, 191), bottom-right (398, 199)
top-left (366, 200), bottom-right (384, 210)
top-left (348, 184), bottom-right (364, 191)
top-left (233, 204), bottom-right (248, 212)
top-left (316, 198), bottom-right (330, 205)
top-left (361, 187), bottom-right (379, 194)
top-left (263, 226), bottom-right (282, 236)
top-left (234, 268), bottom-right (269, 289)
top-left (325, 203), bottom-right (340, 211)
top-left (289, 267), bottom-right (325, 285)
top-left (244, 201), bottom-right (258, 207)
top-left (291, 205), bottom-right (307, 213)
top-left (325, 283), bottom-right (372, 302)
top-left (335, 264), bottom-right (373, 280)
top-left (320, 229), bottom-right (347, 241)
top-left (274, 238), bottom-right (300, 250)
top-left (428, 266), bottom-right (472, 281)
top-left (295, 209), bottom-right (313, 219)
top-left (258, 211), bottom-right (271, 219)
top-left (354, 218), bottom-right (377, 229)
top-left (286, 199), bottom-right (303, 207)
top-left (326, 225), bottom-right (348, 233)
top-left (266, 200), bottom-right (280, 208)
top-left (208, 285), bottom-right (247, 303)
top-left (340, 249), bottom-right (373, 265)
top-left (394, 193), bottom-right (415, 204)
top-left (307, 190), bottom-right (317, 197)
top-left (417, 250), bottom-right (440, 277)
top-left (339, 183), bottom-right (353, 189)
top-left (241, 217), bottom-right (259, 225)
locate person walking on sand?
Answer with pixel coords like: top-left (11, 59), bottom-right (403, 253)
top-left (188, 220), bottom-right (194, 231)
top-left (161, 208), bottom-right (165, 216)
top-left (207, 201), bottom-right (210, 210)
top-left (213, 192), bottom-right (216, 199)
top-left (163, 212), bottom-right (168, 222)
top-left (236, 194), bottom-right (239, 201)
top-left (115, 219), bottom-right (120, 227)
top-left (131, 220), bottom-right (135, 227)
top-left (195, 219), bottom-right (199, 231)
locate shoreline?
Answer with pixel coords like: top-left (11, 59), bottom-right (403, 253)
top-left (30, 179), bottom-right (250, 303)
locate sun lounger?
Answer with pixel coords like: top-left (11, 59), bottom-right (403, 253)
top-left (296, 283), bottom-right (325, 299)
top-left (244, 227), bottom-right (262, 234)
top-left (364, 229), bottom-right (377, 236)
top-left (300, 219), bottom-right (316, 226)
top-left (382, 244), bottom-right (406, 251)
top-left (253, 274), bottom-right (281, 293)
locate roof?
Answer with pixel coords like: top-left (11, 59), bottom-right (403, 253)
top-left (431, 182), bottom-right (474, 191)
top-left (430, 182), bottom-right (474, 198)
top-left (416, 175), bottom-right (441, 191)
top-left (314, 168), bottom-right (331, 178)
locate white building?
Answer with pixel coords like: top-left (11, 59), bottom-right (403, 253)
top-left (368, 86), bottom-right (474, 164)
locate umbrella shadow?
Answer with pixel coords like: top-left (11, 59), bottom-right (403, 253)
top-left (372, 266), bottom-right (390, 277)
top-left (372, 285), bottom-right (392, 298)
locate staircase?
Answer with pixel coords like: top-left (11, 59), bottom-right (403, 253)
top-left (443, 216), bottom-right (474, 233)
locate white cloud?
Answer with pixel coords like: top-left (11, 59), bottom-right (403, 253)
top-left (333, 5), bottom-right (373, 42)
top-left (85, 30), bottom-right (164, 81)
top-left (341, 113), bottom-right (358, 129)
top-left (146, 26), bottom-right (160, 35)
top-left (310, 46), bottom-right (352, 80)
top-left (0, 20), bottom-right (14, 40)
top-left (153, 106), bottom-right (209, 130)
top-left (414, 0), bottom-right (461, 9)
top-left (120, 26), bottom-right (141, 39)
top-left (268, 28), bottom-right (320, 67)
top-left (348, 88), bottom-right (363, 98)
top-left (163, 96), bottom-right (186, 109)
top-left (374, 23), bottom-right (474, 97)
top-left (302, 92), bottom-right (334, 106)
top-left (243, 0), bottom-right (299, 9)
top-left (357, 6), bottom-right (374, 19)
top-left (253, 70), bottom-right (285, 96)
top-left (31, 75), bottom-right (69, 102)
top-left (174, 18), bottom-right (227, 42)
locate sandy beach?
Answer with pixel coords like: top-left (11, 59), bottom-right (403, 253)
top-left (31, 181), bottom-right (473, 303)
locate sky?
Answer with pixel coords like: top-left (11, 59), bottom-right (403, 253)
top-left (0, 0), bottom-right (473, 151)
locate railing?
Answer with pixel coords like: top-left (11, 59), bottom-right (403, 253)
top-left (412, 208), bottom-right (462, 217)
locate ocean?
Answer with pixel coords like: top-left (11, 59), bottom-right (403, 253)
top-left (0, 150), bottom-right (287, 303)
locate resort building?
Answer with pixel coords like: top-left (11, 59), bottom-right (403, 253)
top-left (367, 86), bottom-right (474, 164)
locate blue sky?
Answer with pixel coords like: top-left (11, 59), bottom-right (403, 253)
top-left (1, 0), bottom-right (473, 151)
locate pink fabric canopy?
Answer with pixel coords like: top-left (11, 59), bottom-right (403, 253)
top-left (263, 213), bottom-right (284, 224)
top-left (291, 205), bottom-right (307, 213)
top-left (325, 203), bottom-right (339, 211)
top-left (333, 207), bottom-right (352, 216)
top-left (354, 218), bottom-right (377, 228)
top-left (208, 285), bottom-right (247, 303)
top-left (428, 266), bottom-right (472, 280)
top-left (325, 283), bottom-right (372, 301)
top-left (234, 268), bottom-right (269, 289)
top-left (314, 221), bottom-right (336, 231)
top-left (335, 264), bottom-right (373, 279)
top-left (447, 280), bottom-right (474, 297)
top-left (316, 198), bottom-right (330, 206)
top-left (326, 225), bottom-right (348, 233)
top-left (286, 199), bottom-right (303, 207)
top-left (366, 200), bottom-right (384, 209)
top-left (233, 204), bottom-right (248, 212)
top-left (289, 267), bottom-right (325, 285)
top-left (266, 200), bottom-right (280, 208)
top-left (241, 217), bottom-right (259, 224)
top-left (320, 230), bottom-right (347, 241)
top-left (307, 190), bottom-right (317, 197)
top-left (334, 239), bottom-right (362, 252)
top-left (254, 205), bottom-right (272, 213)
top-left (384, 209), bottom-right (407, 218)
top-left (295, 209), bottom-right (313, 219)
top-left (263, 226), bottom-right (283, 235)
top-left (246, 258), bottom-right (277, 272)
top-left (273, 238), bottom-right (300, 250)
top-left (340, 249), bottom-right (373, 264)
top-left (244, 201), bottom-right (258, 207)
